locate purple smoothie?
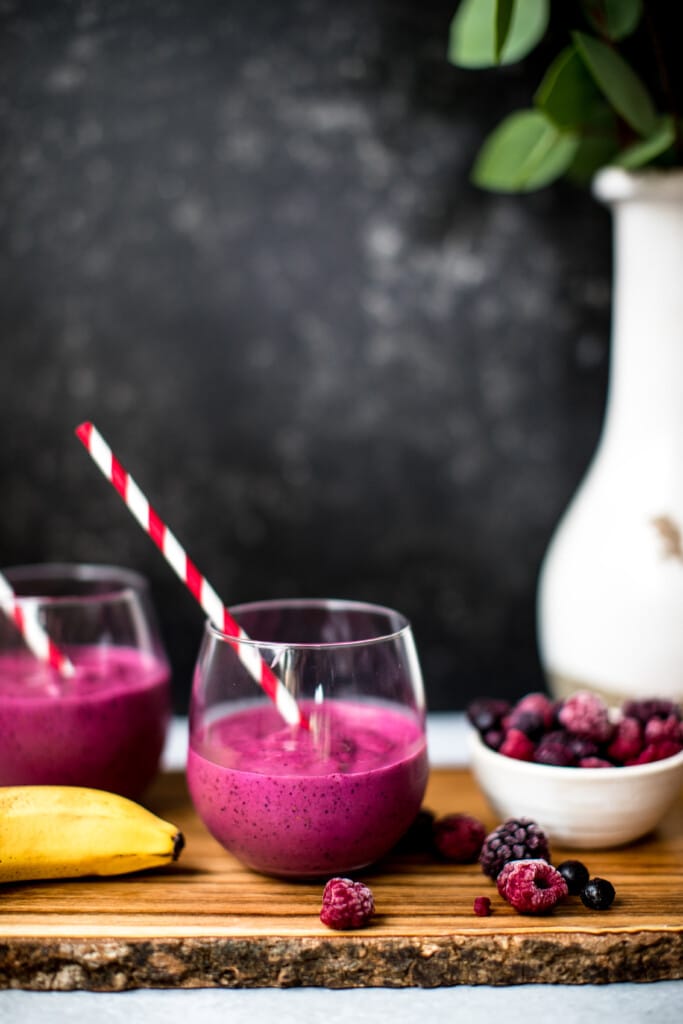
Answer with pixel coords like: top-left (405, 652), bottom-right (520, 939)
top-left (0, 646), bottom-right (170, 798)
top-left (186, 700), bottom-right (428, 877)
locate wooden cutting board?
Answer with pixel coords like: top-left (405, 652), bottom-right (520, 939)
top-left (1, 768), bottom-right (681, 990)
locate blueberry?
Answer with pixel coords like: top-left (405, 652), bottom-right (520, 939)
top-left (556, 859), bottom-right (590, 895)
top-left (580, 877), bottom-right (616, 910)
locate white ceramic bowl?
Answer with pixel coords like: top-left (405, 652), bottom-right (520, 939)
top-left (468, 728), bottom-right (683, 848)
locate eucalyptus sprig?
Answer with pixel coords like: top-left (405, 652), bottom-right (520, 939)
top-left (448, 0), bottom-right (681, 191)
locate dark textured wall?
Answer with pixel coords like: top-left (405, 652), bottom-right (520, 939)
top-left (0, 1), bottom-right (612, 712)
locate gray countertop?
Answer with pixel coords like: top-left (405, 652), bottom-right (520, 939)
top-left (1, 714), bottom-right (681, 1022)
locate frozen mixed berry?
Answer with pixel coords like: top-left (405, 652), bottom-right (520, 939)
top-left (580, 877), bottom-right (616, 911)
top-left (644, 714), bottom-right (682, 745)
top-left (556, 859), bottom-right (590, 895)
top-left (557, 691), bottom-right (614, 744)
top-left (499, 728), bottom-right (535, 761)
top-left (568, 735), bottom-right (600, 760)
top-left (514, 692), bottom-right (556, 730)
top-left (483, 728), bottom-right (505, 751)
top-left (626, 738), bottom-right (683, 765)
top-left (622, 699), bottom-right (680, 725)
top-left (534, 730), bottom-right (576, 767)
top-left (433, 813), bottom-right (486, 863)
top-left (578, 756), bottom-right (613, 768)
top-left (473, 895), bottom-right (492, 917)
top-left (503, 708), bottom-right (546, 740)
top-left (320, 878), bottom-right (375, 930)
top-left (479, 818), bottom-right (550, 879)
top-left (467, 698), bottom-right (511, 734)
top-left (607, 716), bottom-right (643, 764)
top-left (393, 808), bottom-right (436, 853)
top-left (496, 859), bottom-right (568, 914)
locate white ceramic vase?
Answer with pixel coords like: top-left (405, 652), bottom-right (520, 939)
top-left (537, 167), bottom-right (683, 706)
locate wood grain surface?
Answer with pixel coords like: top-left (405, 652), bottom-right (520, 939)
top-left (1, 768), bottom-right (681, 990)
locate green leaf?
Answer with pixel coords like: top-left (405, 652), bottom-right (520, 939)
top-left (581, 0), bottom-right (643, 42)
top-left (566, 107), bottom-right (620, 183)
top-left (472, 110), bottom-right (579, 191)
top-left (614, 116), bottom-right (676, 168)
top-left (535, 45), bottom-right (602, 128)
top-left (448, 0), bottom-right (550, 69)
top-left (572, 30), bottom-right (657, 136)
top-left (495, 0), bottom-right (515, 61)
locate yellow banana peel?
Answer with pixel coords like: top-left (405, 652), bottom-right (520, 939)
top-left (0, 785), bottom-right (184, 883)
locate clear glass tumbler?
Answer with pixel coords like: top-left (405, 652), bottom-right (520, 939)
top-left (0, 563), bottom-right (171, 798)
top-left (187, 598), bottom-right (429, 878)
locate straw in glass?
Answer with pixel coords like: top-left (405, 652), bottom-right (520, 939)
top-left (0, 571), bottom-right (76, 678)
top-left (74, 421), bottom-right (306, 728)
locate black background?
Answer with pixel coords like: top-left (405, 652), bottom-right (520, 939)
top-left (0, 1), bottom-right (615, 713)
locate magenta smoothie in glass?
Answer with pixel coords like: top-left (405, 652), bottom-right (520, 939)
top-left (187, 599), bottom-right (429, 878)
top-left (0, 564), bottom-right (171, 799)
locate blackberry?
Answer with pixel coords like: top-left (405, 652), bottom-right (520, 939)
top-left (580, 877), bottom-right (616, 911)
top-left (393, 808), bottom-right (436, 853)
top-left (622, 699), bottom-right (680, 725)
top-left (534, 730), bottom-right (576, 766)
top-left (479, 818), bottom-right (551, 879)
top-left (467, 698), bottom-right (510, 734)
top-left (320, 877), bottom-right (375, 929)
top-left (556, 859), bottom-right (590, 895)
top-left (504, 708), bottom-right (546, 740)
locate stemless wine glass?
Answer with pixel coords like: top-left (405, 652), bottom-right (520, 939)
top-left (0, 563), bottom-right (171, 798)
top-left (187, 598), bottom-right (429, 878)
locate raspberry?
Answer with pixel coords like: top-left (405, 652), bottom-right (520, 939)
top-left (557, 691), bottom-right (614, 743)
top-left (473, 896), bottom-right (492, 917)
top-left (320, 878), bottom-right (375, 930)
top-left (626, 738), bottom-right (682, 765)
top-left (496, 859), bottom-right (568, 914)
top-left (479, 818), bottom-right (550, 879)
top-left (644, 714), bottom-right (682, 745)
top-left (433, 813), bottom-right (486, 862)
top-left (580, 877), bottom-right (616, 911)
top-left (607, 716), bottom-right (643, 764)
top-left (499, 728), bottom-right (535, 761)
top-left (578, 756), bottom-right (613, 768)
top-left (534, 730), bottom-right (576, 766)
top-left (467, 698), bottom-right (511, 734)
top-left (556, 859), bottom-right (590, 895)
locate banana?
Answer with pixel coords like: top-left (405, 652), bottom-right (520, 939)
top-left (0, 785), bottom-right (184, 883)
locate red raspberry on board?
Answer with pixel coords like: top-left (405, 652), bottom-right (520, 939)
top-left (320, 878), bottom-right (375, 930)
top-left (473, 896), bottom-right (492, 917)
top-left (496, 859), bottom-right (568, 914)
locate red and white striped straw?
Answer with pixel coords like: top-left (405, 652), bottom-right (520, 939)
top-left (0, 571), bottom-right (76, 678)
top-left (75, 421), bottom-right (306, 728)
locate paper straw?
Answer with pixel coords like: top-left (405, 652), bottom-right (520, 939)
top-left (0, 571), bottom-right (76, 678)
top-left (75, 421), bottom-right (306, 728)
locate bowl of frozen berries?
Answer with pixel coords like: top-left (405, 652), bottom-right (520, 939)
top-left (467, 691), bottom-right (683, 848)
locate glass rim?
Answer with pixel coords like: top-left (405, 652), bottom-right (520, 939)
top-left (206, 597), bottom-right (413, 650)
top-left (2, 562), bottom-right (150, 605)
